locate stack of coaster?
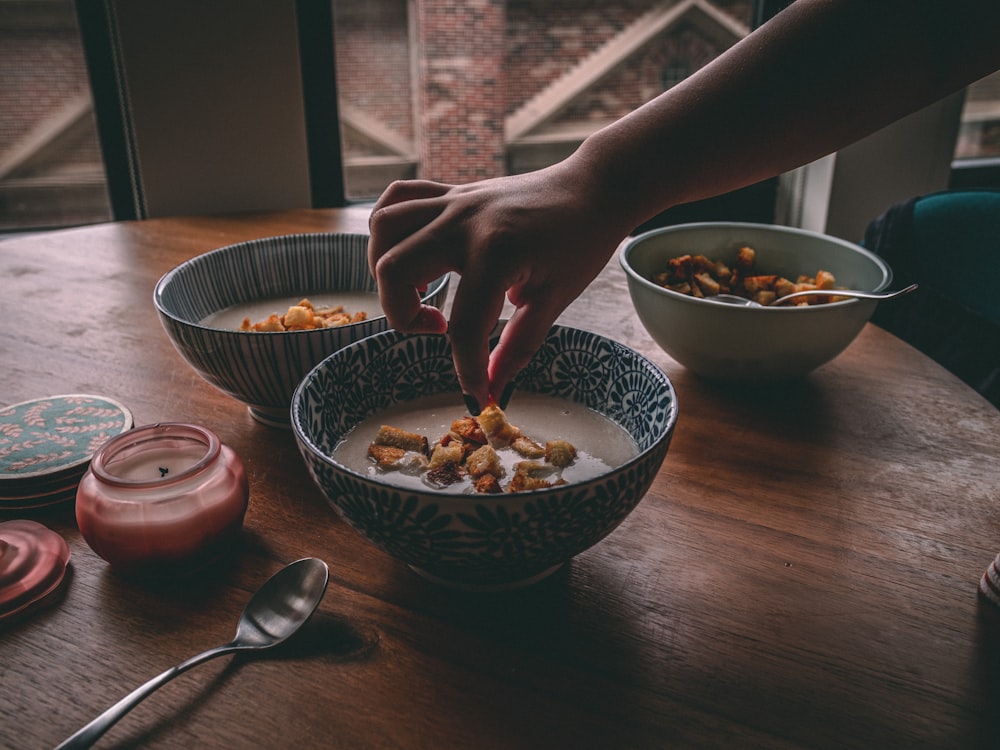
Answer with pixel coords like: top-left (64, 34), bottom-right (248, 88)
top-left (0, 394), bottom-right (133, 510)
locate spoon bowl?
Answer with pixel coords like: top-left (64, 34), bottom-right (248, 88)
top-left (55, 557), bottom-right (329, 749)
top-left (711, 283), bottom-right (918, 307)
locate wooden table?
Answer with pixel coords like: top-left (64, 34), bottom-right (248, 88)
top-left (2, 208), bottom-right (999, 750)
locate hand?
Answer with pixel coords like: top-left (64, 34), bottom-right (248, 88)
top-left (368, 158), bottom-right (633, 412)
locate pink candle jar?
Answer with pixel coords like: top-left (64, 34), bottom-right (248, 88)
top-left (76, 423), bottom-right (249, 575)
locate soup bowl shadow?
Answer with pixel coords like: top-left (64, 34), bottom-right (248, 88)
top-left (153, 233), bottom-right (449, 427)
top-left (291, 324), bottom-right (678, 590)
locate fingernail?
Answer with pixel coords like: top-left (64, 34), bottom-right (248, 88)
top-left (463, 393), bottom-right (481, 416)
top-left (498, 382), bottom-right (515, 410)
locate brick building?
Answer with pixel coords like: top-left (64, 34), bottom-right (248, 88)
top-left (333, 0), bottom-right (754, 193)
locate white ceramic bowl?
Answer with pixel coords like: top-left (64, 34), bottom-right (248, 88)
top-left (620, 222), bottom-right (892, 381)
top-left (154, 233), bottom-right (449, 426)
top-left (291, 325), bottom-right (678, 590)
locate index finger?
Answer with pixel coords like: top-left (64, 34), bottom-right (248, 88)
top-left (446, 266), bottom-right (511, 412)
top-left (368, 180), bottom-right (452, 278)
top-left (370, 228), bottom-right (452, 334)
top-left (368, 191), bottom-right (455, 333)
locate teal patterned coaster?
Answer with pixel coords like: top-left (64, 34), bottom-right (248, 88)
top-left (0, 395), bottom-right (134, 484)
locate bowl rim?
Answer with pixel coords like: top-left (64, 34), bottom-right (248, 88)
top-left (152, 232), bottom-right (448, 334)
top-left (620, 221), bottom-right (892, 312)
top-left (290, 325), bottom-right (679, 501)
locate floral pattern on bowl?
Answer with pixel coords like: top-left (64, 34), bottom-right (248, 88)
top-left (292, 324), bottom-right (678, 589)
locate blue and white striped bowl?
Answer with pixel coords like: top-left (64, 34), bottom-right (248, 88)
top-left (154, 233), bottom-right (449, 427)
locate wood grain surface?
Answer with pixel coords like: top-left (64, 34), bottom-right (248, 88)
top-left (1, 208), bottom-right (998, 749)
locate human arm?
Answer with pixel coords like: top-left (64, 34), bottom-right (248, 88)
top-left (369, 0), bottom-right (1000, 412)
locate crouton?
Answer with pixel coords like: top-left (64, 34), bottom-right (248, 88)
top-left (476, 403), bottom-right (522, 446)
top-left (466, 444), bottom-right (501, 479)
top-left (545, 440), bottom-right (577, 468)
top-left (450, 416), bottom-right (487, 445)
top-left (474, 474), bottom-right (503, 494)
top-left (511, 436), bottom-right (545, 459)
top-left (373, 425), bottom-right (429, 456)
top-left (428, 442), bottom-right (464, 471)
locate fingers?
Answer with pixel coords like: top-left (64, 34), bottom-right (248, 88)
top-left (368, 181), bottom-right (456, 334)
top-left (371, 241), bottom-right (449, 334)
top-left (365, 176), bottom-right (590, 414)
top-left (486, 296), bottom-right (563, 405)
top-left (368, 180), bottom-right (452, 278)
top-left (447, 267), bottom-right (510, 412)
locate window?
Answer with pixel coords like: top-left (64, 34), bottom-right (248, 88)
top-left (950, 69), bottom-right (1000, 189)
top-left (332, 0), bottom-right (417, 200)
top-left (5, 1), bottom-right (997, 231)
top-left (0, 0), bottom-right (111, 232)
top-left (661, 59), bottom-right (692, 91)
top-left (332, 0), bottom-right (759, 200)
top-left (954, 71), bottom-right (1000, 160)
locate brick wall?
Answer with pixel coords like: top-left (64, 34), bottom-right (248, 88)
top-left (413, 0), bottom-right (507, 182)
top-left (0, 25), bottom-right (98, 169)
top-left (333, 0), bottom-right (755, 184)
top-left (556, 24), bottom-right (731, 124)
top-left (505, 0), bottom-right (752, 116)
top-left (505, 0), bottom-right (661, 115)
top-left (4, 0), bottom-right (754, 193)
top-left (334, 0), bottom-right (415, 150)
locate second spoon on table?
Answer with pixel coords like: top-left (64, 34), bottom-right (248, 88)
top-left (55, 557), bottom-right (330, 750)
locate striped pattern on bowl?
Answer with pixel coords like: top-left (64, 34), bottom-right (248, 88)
top-left (154, 233), bottom-right (449, 426)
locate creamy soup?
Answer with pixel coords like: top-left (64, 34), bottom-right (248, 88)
top-left (201, 291), bottom-right (383, 330)
top-left (332, 392), bottom-right (638, 494)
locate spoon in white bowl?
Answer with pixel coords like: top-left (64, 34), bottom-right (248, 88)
top-left (710, 283), bottom-right (918, 307)
top-left (55, 557), bottom-right (330, 750)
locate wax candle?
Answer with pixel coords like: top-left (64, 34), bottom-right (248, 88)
top-left (105, 445), bottom-right (207, 481)
top-left (76, 423), bottom-right (249, 575)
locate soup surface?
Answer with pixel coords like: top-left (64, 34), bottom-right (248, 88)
top-left (201, 291), bottom-right (382, 330)
top-left (332, 392), bottom-right (638, 494)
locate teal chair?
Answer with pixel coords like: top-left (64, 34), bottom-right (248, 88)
top-left (863, 189), bottom-right (1000, 409)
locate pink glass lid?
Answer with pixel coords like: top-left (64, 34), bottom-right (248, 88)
top-left (0, 520), bottom-right (71, 620)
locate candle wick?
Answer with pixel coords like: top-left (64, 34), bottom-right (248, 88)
top-left (159, 467), bottom-right (169, 477)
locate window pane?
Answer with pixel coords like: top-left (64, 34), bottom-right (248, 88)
top-left (333, 0), bottom-right (756, 201)
top-left (0, 0), bottom-right (111, 232)
top-left (333, 0), bottom-right (418, 201)
top-left (954, 70), bottom-right (1000, 160)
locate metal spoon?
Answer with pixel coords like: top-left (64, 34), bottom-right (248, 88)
top-left (710, 283), bottom-right (918, 307)
top-left (55, 557), bottom-right (330, 750)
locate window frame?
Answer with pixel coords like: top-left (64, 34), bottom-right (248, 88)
top-left (74, 0), bottom-right (992, 228)
top-left (75, 0), bottom-right (346, 220)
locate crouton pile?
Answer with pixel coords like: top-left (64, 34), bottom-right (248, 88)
top-left (367, 403), bottom-right (577, 494)
top-left (239, 298), bottom-right (367, 332)
top-left (653, 246), bottom-right (843, 306)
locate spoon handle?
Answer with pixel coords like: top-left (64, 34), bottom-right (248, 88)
top-left (771, 283), bottom-right (918, 305)
top-left (54, 642), bottom-right (238, 750)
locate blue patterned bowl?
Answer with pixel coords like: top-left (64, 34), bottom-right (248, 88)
top-left (291, 325), bottom-right (678, 589)
top-left (154, 233), bottom-right (449, 427)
